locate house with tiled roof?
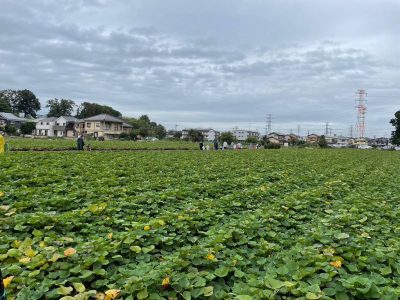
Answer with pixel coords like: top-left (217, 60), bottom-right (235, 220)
top-left (77, 114), bottom-right (132, 139)
top-left (0, 112), bottom-right (27, 128)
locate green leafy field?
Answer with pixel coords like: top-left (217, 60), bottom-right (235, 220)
top-left (6, 138), bottom-right (197, 151)
top-left (1, 150), bottom-right (400, 299)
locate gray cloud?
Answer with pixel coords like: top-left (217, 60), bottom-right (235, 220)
top-left (0, 0), bottom-right (399, 136)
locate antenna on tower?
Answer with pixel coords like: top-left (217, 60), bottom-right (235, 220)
top-left (355, 89), bottom-right (367, 139)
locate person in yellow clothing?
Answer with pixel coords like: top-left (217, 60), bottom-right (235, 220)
top-left (0, 132), bottom-right (5, 154)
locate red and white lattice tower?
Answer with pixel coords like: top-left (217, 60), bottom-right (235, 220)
top-left (355, 89), bottom-right (367, 139)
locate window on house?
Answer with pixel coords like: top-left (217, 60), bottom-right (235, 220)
top-left (87, 123), bottom-right (91, 128)
top-left (96, 122), bottom-right (100, 127)
top-left (114, 124), bottom-right (119, 131)
top-left (47, 122), bottom-right (49, 125)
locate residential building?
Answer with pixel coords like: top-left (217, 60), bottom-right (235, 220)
top-left (35, 117), bottom-right (58, 137)
top-left (56, 116), bottom-right (79, 137)
top-left (0, 112), bottom-right (27, 129)
top-left (77, 114), bottom-right (132, 140)
top-left (230, 129), bottom-right (260, 141)
top-left (35, 116), bottom-right (81, 137)
top-left (267, 132), bottom-right (286, 145)
top-left (306, 134), bottom-right (320, 144)
top-left (181, 128), bottom-right (220, 141)
top-left (166, 130), bottom-right (181, 139)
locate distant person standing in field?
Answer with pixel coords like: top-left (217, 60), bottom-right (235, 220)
top-left (0, 132), bottom-right (5, 155)
top-left (199, 141), bottom-right (204, 150)
top-left (214, 140), bottom-right (219, 150)
top-left (223, 141), bottom-right (228, 150)
top-left (77, 135), bottom-right (85, 151)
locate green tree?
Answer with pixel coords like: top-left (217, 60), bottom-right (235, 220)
top-left (173, 131), bottom-right (182, 139)
top-left (5, 124), bottom-right (17, 135)
top-left (20, 122), bottom-right (36, 135)
top-left (13, 90), bottom-right (41, 118)
top-left (0, 90), bottom-right (13, 112)
top-left (318, 135), bottom-right (328, 148)
top-left (186, 129), bottom-right (204, 142)
top-left (245, 136), bottom-right (258, 144)
top-left (219, 132), bottom-right (236, 144)
top-left (390, 110), bottom-right (400, 146)
top-left (154, 124), bottom-right (166, 139)
top-left (123, 115), bottom-right (166, 139)
top-left (46, 98), bottom-right (76, 117)
top-left (76, 102), bottom-right (122, 118)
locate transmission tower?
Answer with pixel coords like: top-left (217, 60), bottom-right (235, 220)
top-left (266, 114), bottom-right (272, 135)
top-left (355, 89), bottom-right (367, 139)
top-left (325, 122), bottom-right (330, 136)
top-left (348, 125), bottom-right (354, 138)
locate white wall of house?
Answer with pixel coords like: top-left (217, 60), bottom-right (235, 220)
top-left (35, 119), bottom-right (57, 137)
top-left (231, 130), bottom-right (259, 141)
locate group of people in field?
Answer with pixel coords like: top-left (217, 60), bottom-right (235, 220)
top-left (199, 140), bottom-right (260, 151)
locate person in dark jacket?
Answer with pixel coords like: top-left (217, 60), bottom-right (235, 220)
top-left (199, 141), bottom-right (204, 150)
top-left (214, 140), bottom-right (219, 150)
top-left (77, 135), bottom-right (85, 150)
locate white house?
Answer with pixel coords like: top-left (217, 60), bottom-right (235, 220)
top-left (181, 128), bottom-right (220, 141)
top-left (56, 116), bottom-right (79, 137)
top-left (35, 117), bottom-right (58, 137)
top-left (230, 129), bottom-right (260, 141)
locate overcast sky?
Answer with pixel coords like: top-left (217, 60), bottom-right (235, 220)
top-left (1, 0), bottom-right (399, 136)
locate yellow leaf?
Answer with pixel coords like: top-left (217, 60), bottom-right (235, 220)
top-left (104, 289), bottom-right (121, 300)
top-left (19, 257), bottom-right (31, 264)
top-left (361, 232), bottom-right (371, 238)
top-left (95, 292), bottom-right (105, 300)
top-left (330, 260), bottom-right (342, 268)
top-left (206, 253), bottom-right (215, 261)
top-left (0, 191), bottom-right (4, 198)
top-left (24, 247), bottom-right (37, 258)
top-left (39, 241), bottom-right (46, 248)
top-left (143, 225), bottom-right (151, 231)
top-left (3, 276), bottom-right (14, 288)
top-left (108, 233), bottom-right (113, 239)
top-left (64, 247), bottom-right (77, 256)
top-left (162, 277), bottom-right (170, 286)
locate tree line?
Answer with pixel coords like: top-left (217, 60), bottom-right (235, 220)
top-left (0, 89), bottom-right (166, 139)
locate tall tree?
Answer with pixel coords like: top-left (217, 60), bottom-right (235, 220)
top-left (318, 135), bottom-right (328, 148)
top-left (12, 90), bottom-right (41, 118)
top-left (123, 115), bottom-right (167, 139)
top-left (46, 98), bottom-right (76, 117)
top-left (390, 110), bottom-right (400, 146)
top-left (219, 132), bottom-right (236, 144)
top-left (0, 90), bottom-right (18, 113)
top-left (76, 102), bottom-right (122, 119)
top-left (187, 129), bottom-right (204, 142)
